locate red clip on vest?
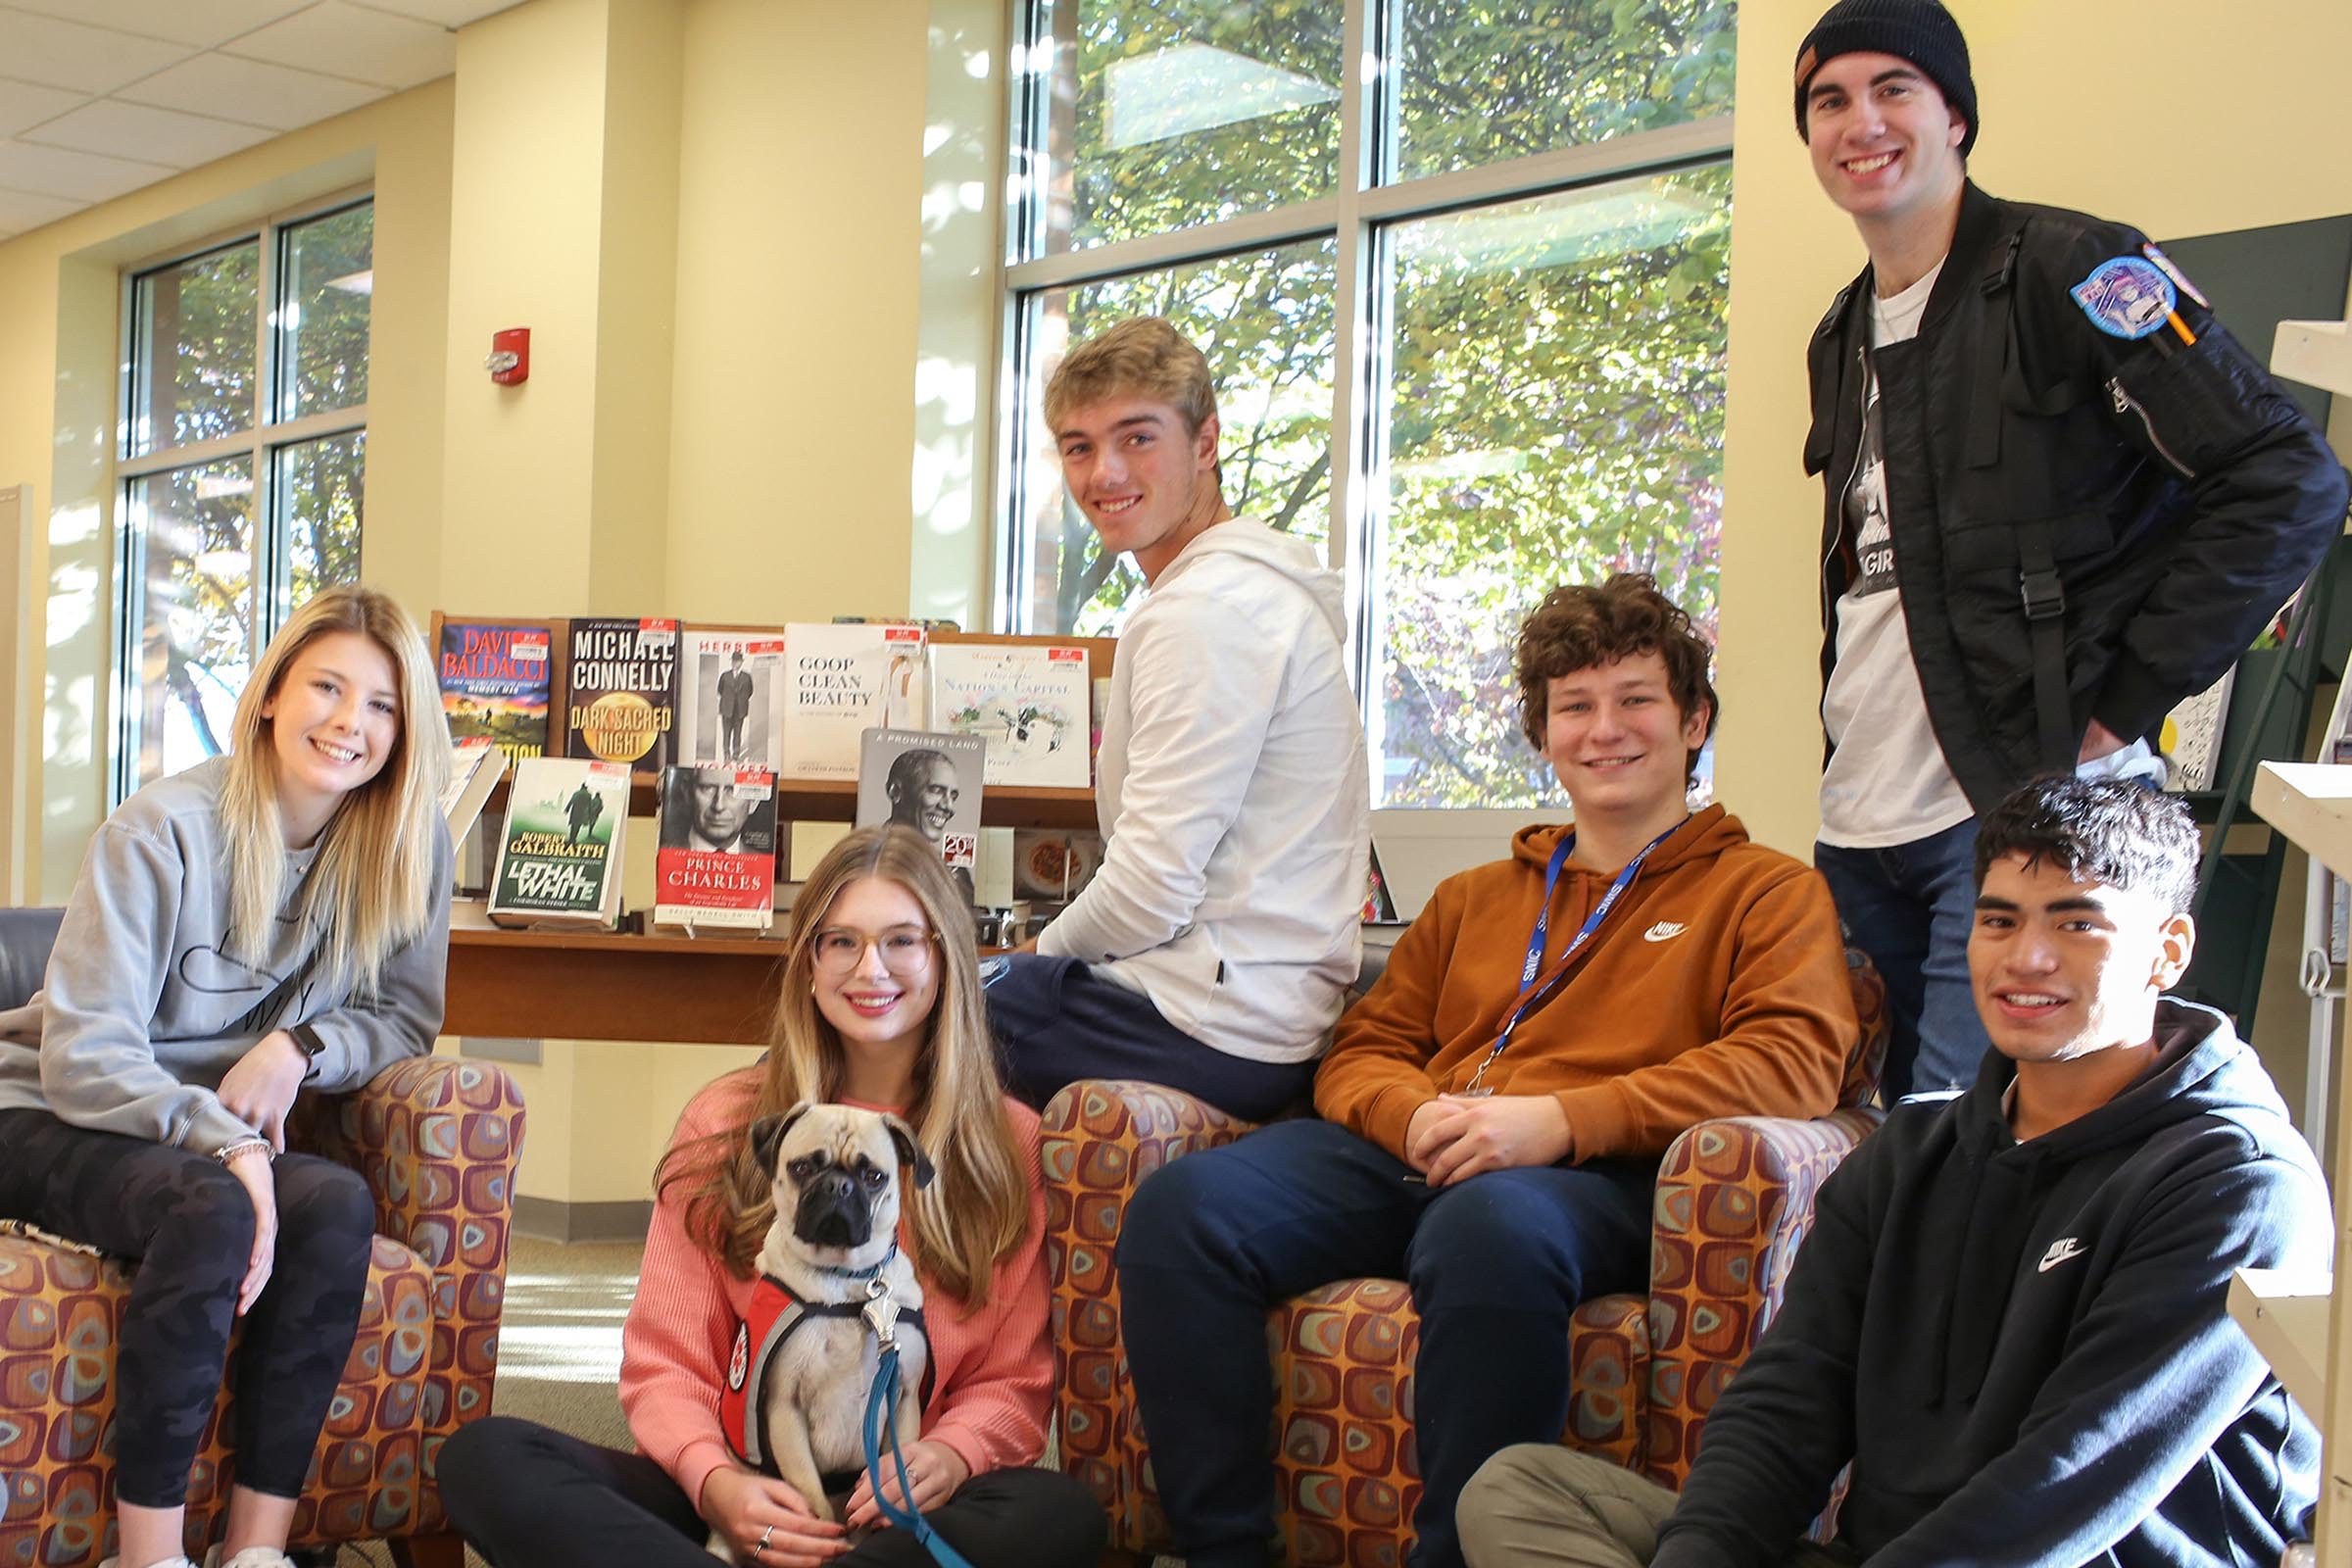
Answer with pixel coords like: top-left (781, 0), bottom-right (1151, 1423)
top-left (720, 1273), bottom-right (931, 1468)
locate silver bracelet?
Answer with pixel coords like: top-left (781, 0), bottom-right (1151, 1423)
top-left (214, 1136), bottom-right (273, 1165)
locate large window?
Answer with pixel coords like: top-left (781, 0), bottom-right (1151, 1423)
top-left (1002, 1), bottom-right (1734, 808)
top-left (115, 196), bottom-right (372, 798)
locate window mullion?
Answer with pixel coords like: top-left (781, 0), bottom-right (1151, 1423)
top-left (1329, 0), bottom-right (1374, 685)
top-left (1004, 199), bottom-right (1345, 294)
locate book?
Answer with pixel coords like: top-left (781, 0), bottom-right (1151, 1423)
top-left (563, 617), bottom-right (680, 772)
top-left (654, 765), bottom-right (779, 933)
top-left (781, 623), bottom-right (927, 779)
top-left (855, 727), bottom-right (985, 903)
top-left (488, 757), bottom-right (633, 929)
top-left (927, 642), bottom-right (1092, 789)
top-left (2162, 667), bottom-right (2235, 792)
top-left (1012, 829), bottom-right (1102, 902)
top-left (431, 613), bottom-right (564, 765)
top-left (439, 735), bottom-right (508, 847)
top-left (678, 626), bottom-right (789, 771)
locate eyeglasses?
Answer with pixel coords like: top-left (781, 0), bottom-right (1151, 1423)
top-left (810, 926), bottom-right (940, 978)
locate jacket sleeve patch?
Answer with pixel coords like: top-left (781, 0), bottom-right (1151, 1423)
top-left (2069, 256), bottom-right (2177, 340)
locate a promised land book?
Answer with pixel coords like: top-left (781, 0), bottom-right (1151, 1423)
top-left (654, 765), bottom-right (779, 933)
top-left (855, 728), bottom-right (986, 892)
top-left (928, 642), bottom-right (1091, 789)
top-left (781, 623), bottom-right (927, 779)
top-left (488, 757), bottom-right (633, 929)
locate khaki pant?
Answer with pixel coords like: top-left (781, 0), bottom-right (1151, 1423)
top-left (1458, 1445), bottom-right (1858, 1568)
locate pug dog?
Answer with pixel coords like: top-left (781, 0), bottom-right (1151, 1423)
top-left (714, 1102), bottom-right (934, 1554)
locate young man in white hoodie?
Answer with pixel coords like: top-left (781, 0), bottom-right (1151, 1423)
top-left (985, 316), bottom-right (1371, 1121)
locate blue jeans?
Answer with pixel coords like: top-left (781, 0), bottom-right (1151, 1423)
top-left (1814, 817), bottom-right (1991, 1099)
top-left (1115, 1118), bottom-right (1657, 1568)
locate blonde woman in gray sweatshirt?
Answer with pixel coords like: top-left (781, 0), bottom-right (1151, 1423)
top-left (0, 584), bottom-right (453, 1568)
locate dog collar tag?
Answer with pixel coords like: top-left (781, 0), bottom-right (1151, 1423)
top-left (861, 1276), bottom-right (901, 1348)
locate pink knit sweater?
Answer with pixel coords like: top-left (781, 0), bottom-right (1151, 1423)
top-left (617, 1068), bottom-right (1054, 1511)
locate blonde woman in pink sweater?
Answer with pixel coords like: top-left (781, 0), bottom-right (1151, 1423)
top-left (439, 826), bottom-right (1106, 1568)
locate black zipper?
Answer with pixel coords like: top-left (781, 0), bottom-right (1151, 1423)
top-left (2108, 378), bottom-right (2194, 479)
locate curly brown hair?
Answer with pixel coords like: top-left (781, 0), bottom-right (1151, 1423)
top-left (1515, 572), bottom-right (1717, 782)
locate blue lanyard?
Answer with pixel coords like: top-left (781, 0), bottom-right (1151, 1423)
top-left (1463, 819), bottom-right (1682, 1095)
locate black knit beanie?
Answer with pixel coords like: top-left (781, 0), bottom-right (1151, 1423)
top-left (1793, 0), bottom-right (1978, 156)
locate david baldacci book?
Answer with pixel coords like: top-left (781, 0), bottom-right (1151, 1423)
top-left (855, 727), bottom-right (985, 903)
top-left (431, 613), bottom-right (565, 765)
top-left (928, 641), bottom-right (1091, 789)
top-left (780, 623), bottom-right (927, 779)
top-left (563, 617), bottom-right (681, 772)
top-left (678, 625), bottom-right (789, 772)
top-left (488, 757), bottom-right (632, 929)
top-left (654, 764), bottom-right (778, 933)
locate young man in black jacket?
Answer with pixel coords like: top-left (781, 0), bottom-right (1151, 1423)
top-left (1454, 776), bottom-right (2330, 1568)
top-left (1793, 0), bottom-right (2349, 1100)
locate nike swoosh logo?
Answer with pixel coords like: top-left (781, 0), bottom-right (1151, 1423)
top-left (1642, 922), bottom-right (1687, 943)
top-left (2038, 1240), bottom-right (2086, 1273)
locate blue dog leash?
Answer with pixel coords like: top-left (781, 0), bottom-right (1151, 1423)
top-left (858, 1277), bottom-right (977, 1568)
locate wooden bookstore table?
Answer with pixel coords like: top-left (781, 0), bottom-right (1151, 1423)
top-left (445, 925), bottom-right (786, 1044)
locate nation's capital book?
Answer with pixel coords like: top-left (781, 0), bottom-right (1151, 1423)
top-left (431, 613), bottom-right (565, 765)
top-left (654, 765), bottom-right (779, 933)
top-left (487, 757), bottom-right (632, 929)
top-left (928, 641), bottom-right (1091, 789)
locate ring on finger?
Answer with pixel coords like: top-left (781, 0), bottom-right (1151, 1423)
top-left (760, 1524), bottom-right (775, 1552)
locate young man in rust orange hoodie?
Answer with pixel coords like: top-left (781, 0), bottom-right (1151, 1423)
top-left (1115, 573), bottom-right (1860, 1568)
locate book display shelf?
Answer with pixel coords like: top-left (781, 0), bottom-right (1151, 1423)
top-left (443, 629), bottom-right (1114, 1046)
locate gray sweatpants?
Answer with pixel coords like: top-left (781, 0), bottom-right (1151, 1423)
top-left (1457, 1445), bottom-right (1857, 1568)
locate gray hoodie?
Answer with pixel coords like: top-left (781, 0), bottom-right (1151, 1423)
top-left (1037, 515), bottom-right (1370, 1063)
top-left (0, 756), bottom-right (454, 1152)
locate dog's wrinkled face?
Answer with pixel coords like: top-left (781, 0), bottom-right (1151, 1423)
top-left (749, 1103), bottom-right (934, 1255)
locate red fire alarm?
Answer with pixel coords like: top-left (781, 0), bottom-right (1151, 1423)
top-left (487, 327), bottom-right (530, 385)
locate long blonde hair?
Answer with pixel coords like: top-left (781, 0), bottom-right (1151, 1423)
top-left (219, 584), bottom-right (450, 997)
top-left (659, 826), bottom-right (1030, 1307)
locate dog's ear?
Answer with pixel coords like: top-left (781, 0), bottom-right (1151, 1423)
top-left (750, 1102), bottom-right (816, 1176)
top-left (882, 1112), bottom-right (935, 1190)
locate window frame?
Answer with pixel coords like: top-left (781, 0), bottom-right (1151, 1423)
top-left (994, 0), bottom-right (1735, 753)
top-left (110, 184), bottom-right (374, 806)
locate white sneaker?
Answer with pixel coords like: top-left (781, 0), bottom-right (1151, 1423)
top-left (96, 1558), bottom-right (199, 1568)
top-left (212, 1553), bottom-right (297, 1568)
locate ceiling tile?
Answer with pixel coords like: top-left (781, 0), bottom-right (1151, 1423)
top-left (0, 182), bottom-right (84, 239)
top-left (0, 10), bottom-right (191, 95)
top-left (346, 0), bottom-right (524, 26)
top-left (0, 76), bottom-right (89, 138)
top-left (118, 53), bottom-right (385, 132)
top-left (23, 99), bottom-right (275, 169)
top-left (0, 137), bottom-right (174, 203)
top-left (0, 0), bottom-right (313, 50)
top-left (222, 1), bottom-right (456, 90)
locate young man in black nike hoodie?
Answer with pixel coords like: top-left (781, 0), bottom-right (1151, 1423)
top-left (1457, 775), bottom-right (2330, 1568)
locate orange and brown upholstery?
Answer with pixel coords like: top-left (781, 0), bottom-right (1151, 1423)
top-left (1044, 950), bottom-right (1886, 1565)
top-left (0, 1054), bottom-right (524, 1568)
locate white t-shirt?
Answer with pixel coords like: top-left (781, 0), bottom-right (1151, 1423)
top-left (1818, 263), bottom-right (1978, 850)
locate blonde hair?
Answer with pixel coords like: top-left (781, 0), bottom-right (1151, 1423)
top-left (658, 826), bottom-right (1030, 1307)
top-left (1043, 316), bottom-right (1219, 438)
top-left (220, 584), bottom-right (450, 997)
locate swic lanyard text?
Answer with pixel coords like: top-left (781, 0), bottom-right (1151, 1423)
top-left (1459, 820), bottom-right (1682, 1097)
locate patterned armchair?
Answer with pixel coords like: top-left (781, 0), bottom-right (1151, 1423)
top-left (1044, 950), bottom-right (1886, 1565)
top-left (0, 909), bottom-right (524, 1568)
